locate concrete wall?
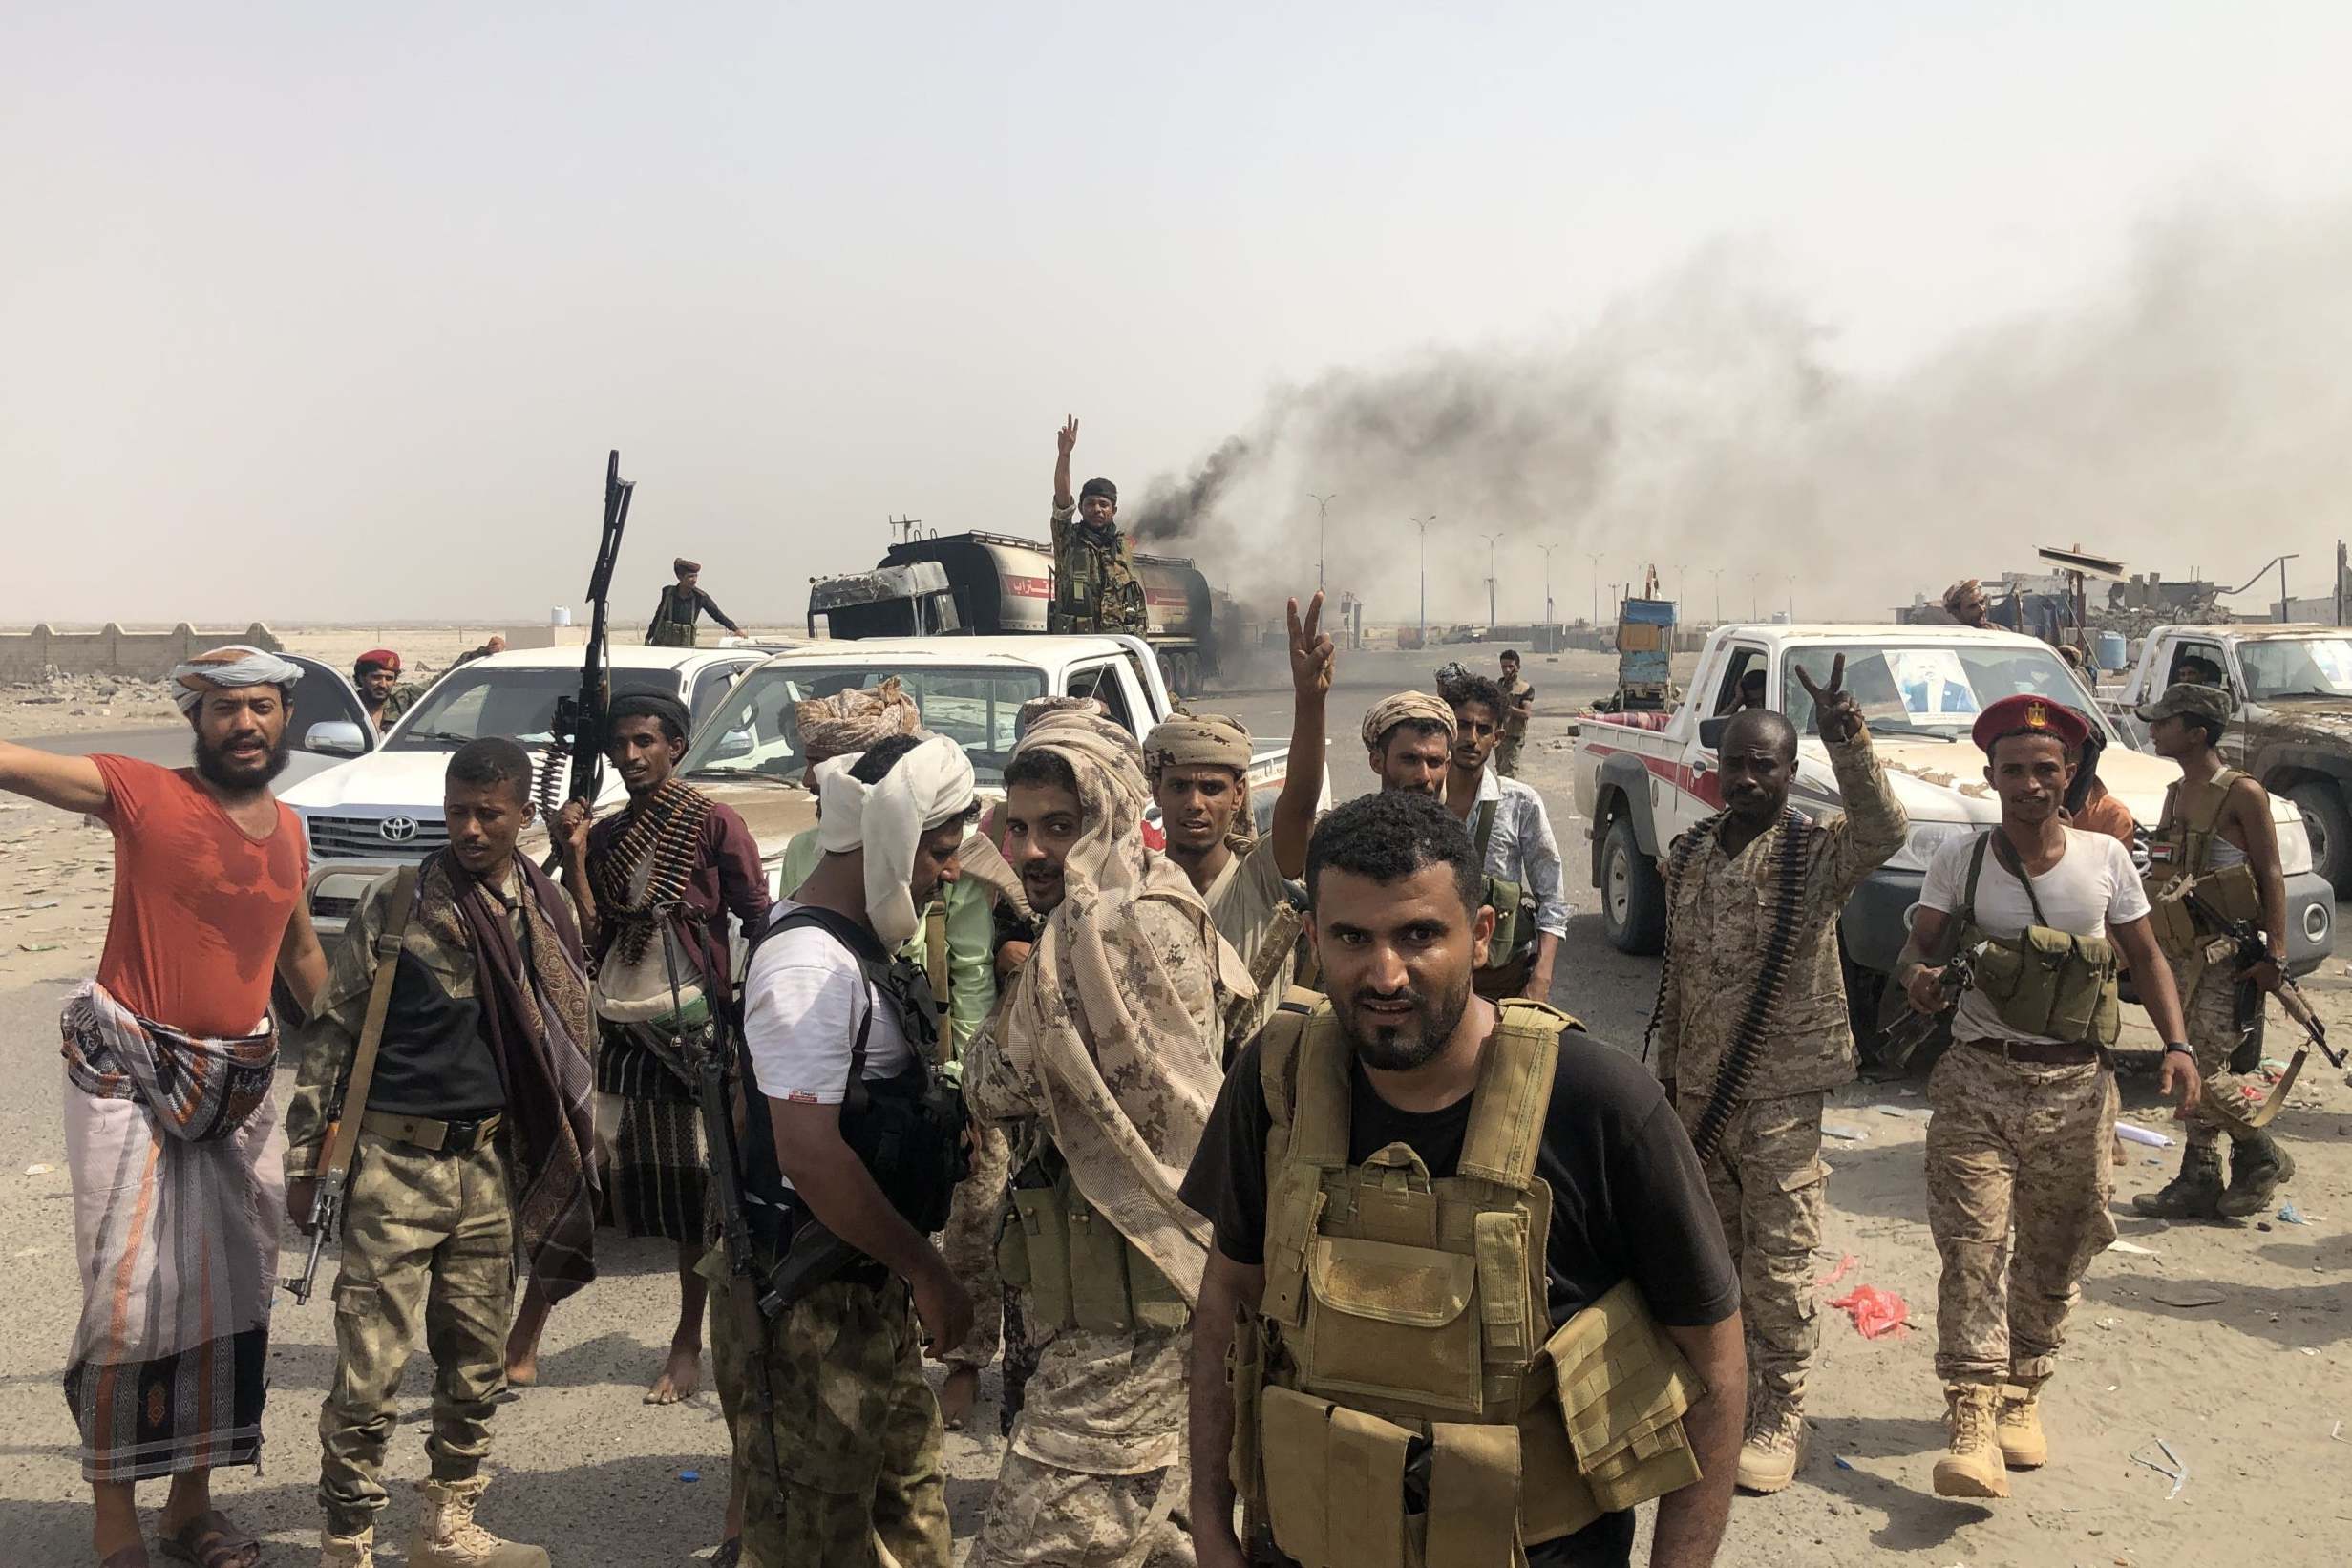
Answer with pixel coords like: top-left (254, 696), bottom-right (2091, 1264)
top-left (0, 623), bottom-right (284, 683)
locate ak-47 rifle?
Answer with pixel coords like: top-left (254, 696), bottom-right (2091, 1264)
top-left (1878, 943), bottom-right (1981, 1075)
top-left (540, 451), bottom-right (634, 837)
top-left (2191, 889), bottom-right (2343, 1128)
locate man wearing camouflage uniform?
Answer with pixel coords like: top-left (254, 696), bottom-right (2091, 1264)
top-left (2131, 682), bottom-right (2297, 1221)
top-left (1897, 695), bottom-right (2196, 1500)
top-left (1048, 416), bottom-right (1147, 636)
top-left (1494, 647), bottom-right (1536, 777)
top-left (1651, 657), bottom-right (1906, 1494)
top-left (963, 700), bottom-right (1247, 1567)
top-left (286, 739), bottom-right (600, 1568)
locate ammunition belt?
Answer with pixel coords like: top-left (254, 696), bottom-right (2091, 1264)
top-left (1686, 807), bottom-right (1813, 1163)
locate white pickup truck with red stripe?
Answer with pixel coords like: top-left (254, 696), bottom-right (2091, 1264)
top-left (1573, 625), bottom-right (2334, 1031)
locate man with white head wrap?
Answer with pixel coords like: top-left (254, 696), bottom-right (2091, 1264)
top-left (0, 644), bottom-right (326, 1567)
top-left (961, 701), bottom-right (1251, 1568)
top-left (722, 732), bottom-right (980, 1568)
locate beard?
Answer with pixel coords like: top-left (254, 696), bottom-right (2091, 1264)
top-left (193, 726), bottom-right (293, 792)
top-left (1334, 969), bottom-right (1473, 1072)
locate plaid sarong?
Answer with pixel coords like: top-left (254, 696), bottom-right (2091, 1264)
top-left (57, 981), bottom-right (283, 1480)
top-left (593, 1019), bottom-right (711, 1243)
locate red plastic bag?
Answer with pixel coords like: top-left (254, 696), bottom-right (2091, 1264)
top-left (1814, 1253), bottom-right (1859, 1290)
top-left (1827, 1283), bottom-right (1911, 1340)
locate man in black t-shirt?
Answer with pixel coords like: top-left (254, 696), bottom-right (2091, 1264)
top-left (1180, 791), bottom-right (1745, 1568)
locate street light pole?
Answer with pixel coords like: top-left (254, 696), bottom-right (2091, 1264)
top-left (1537, 542), bottom-right (1564, 631)
top-left (1786, 574), bottom-right (1796, 622)
top-left (1308, 492), bottom-right (1338, 593)
top-left (1478, 531), bottom-right (1507, 629)
top-left (1709, 568), bottom-right (1725, 625)
top-left (1410, 515), bottom-right (1437, 646)
top-left (1585, 552), bottom-right (1604, 627)
top-left (1748, 572), bottom-right (1760, 621)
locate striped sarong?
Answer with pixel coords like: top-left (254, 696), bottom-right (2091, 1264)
top-left (57, 981), bottom-right (284, 1481)
top-left (592, 1018), bottom-right (710, 1243)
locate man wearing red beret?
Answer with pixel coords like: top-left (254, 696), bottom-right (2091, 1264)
top-left (354, 649), bottom-right (419, 735)
top-left (1895, 693), bottom-right (2197, 1502)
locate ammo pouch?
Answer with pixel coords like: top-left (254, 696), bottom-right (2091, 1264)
top-left (1960, 834), bottom-right (2122, 1047)
top-left (1241, 1280), bottom-right (1703, 1568)
top-left (1472, 802), bottom-right (1536, 969)
top-left (996, 1154), bottom-right (1188, 1336)
top-left (840, 1059), bottom-right (967, 1239)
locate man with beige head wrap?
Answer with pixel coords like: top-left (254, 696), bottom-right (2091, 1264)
top-left (962, 699), bottom-right (1250, 1568)
top-left (1143, 592), bottom-right (1336, 1045)
top-left (1362, 689), bottom-right (1457, 797)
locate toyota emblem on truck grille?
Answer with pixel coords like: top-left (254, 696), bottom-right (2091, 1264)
top-left (380, 816), bottom-right (419, 843)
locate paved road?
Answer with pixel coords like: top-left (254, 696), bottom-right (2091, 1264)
top-left (15, 728), bottom-right (190, 766)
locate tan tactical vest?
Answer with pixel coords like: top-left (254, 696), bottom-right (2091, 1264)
top-left (2144, 768), bottom-right (2263, 964)
top-left (1231, 991), bottom-right (1704, 1568)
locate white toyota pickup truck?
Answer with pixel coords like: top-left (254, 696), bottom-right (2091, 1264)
top-left (1572, 624), bottom-right (2336, 1039)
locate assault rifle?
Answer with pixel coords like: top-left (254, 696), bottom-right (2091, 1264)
top-left (1879, 943), bottom-right (1980, 1075)
top-left (538, 452), bottom-right (632, 855)
top-left (2191, 889), bottom-right (2342, 1128)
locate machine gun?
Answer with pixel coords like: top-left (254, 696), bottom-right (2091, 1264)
top-left (538, 452), bottom-right (633, 849)
top-left (2191, 889), bottom-right (2343, 1128)
top-left (1878, 944), bottom-right (1980, 1075)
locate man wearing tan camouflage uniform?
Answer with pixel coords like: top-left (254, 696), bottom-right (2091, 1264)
top-left (962, 700), bottom-right (1246, 1567)
top-left (1897, 695), bottom-right (2196, 1500)
top-left (286, 740), bottom-right (600, 1568)
top-left (1651, 657), bottom-right (1906, 1494)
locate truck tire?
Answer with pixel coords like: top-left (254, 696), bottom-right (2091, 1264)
top-left (2287, 781), bottom-right (2352, 896)
top-left (1600, 816), bottom-right (1666, 955)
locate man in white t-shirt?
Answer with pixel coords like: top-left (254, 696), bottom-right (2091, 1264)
top-left (1141, 591), bottom-right (1333, 1046)
top-left (719, 732), bottom-right (979, 1568)
top-left (1896, 695), bottom-right (2196, 1504)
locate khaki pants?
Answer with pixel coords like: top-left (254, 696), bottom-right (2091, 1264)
top-left (1494, 732), bottom-right (1526, 778)
top-left (318, 1131), bottom-right (513, 1536)
top-left (1926, 1045), bottom-right (2117, 1385)
top-left (1679, 1091), bottom-right (1825, 1405)
top-left (707, 1268), bottom-right (951, 1568)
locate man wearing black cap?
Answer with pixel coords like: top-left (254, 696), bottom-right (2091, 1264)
top-left (517, 691), bottom-right (770, 1410)
top-left (1049, 416), bottom-right (1147, 635)
top-left (2131, 681), bottom-right (2295, 1223)
top-left (648, 559), bottom-right (745, 648)
top-left (1895, 693), bottom-right (2195, 1502)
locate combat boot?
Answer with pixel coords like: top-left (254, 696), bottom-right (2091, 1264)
top-left (1996, 1376), bottom-right (2049, 1469)
top-left (319, 1526), bottom-right (373, 1568)
top-left (2132, 1142), bottom-right (2224, 1219)
top-left (1736, 1393), bottom-right (1806, 1494)
top-left (407, 1476), bottom-right (549, 1568)
top-left (2214, 1133), bottom-right (2296, 1218)
top-left (1932, 1382), bottom-right (2009, 1499)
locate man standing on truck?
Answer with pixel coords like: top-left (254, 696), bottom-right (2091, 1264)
top-left (962, 700), bottom-right (1245, 1568)
top-left (1140, 592), bottom-right (1333, 1043)
top-left (2130, 682), bottom-right (2297, 1222)
top-left (1942, 579), bottom-right (1996, 631)
top-left (1495, 646), bottom-right (1536, 776)
top-left (1049, 416), bottom-right (1147, 636)
top-left (1437, 670), bottom-right (1568, 1004)
top-left (1649, 658), bottom-right (1906, 1494)
top-left (647, 557), bottom-right (745, 647)
top-left (3, 646), bottom-right (325, 1568)
top-left (1896, 694), bottom-right (2197, 1501)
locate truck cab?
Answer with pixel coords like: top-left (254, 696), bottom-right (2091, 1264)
top-left (2109, 624), bottom-right (2352, 891)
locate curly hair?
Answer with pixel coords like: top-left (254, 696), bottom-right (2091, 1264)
top-left (1305, 790), bottom-right (1482, 915)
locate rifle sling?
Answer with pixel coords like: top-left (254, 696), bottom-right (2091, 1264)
top-left (322, 865), bottom-right (423, 1185)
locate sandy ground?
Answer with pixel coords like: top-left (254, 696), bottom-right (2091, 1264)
top-left (0, 645), bottom-right (2345, 1566)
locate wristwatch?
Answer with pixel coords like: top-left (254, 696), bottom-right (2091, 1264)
top-left (2162, 1042), bottom-right (2193, 1057)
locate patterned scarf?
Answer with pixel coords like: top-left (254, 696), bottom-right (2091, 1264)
top-left (589, 777), bottom-right (715, 965)
top-left (58, 981), bottom-right (276, 1142)
top-left (424, 851), bottom-right (602, 1302)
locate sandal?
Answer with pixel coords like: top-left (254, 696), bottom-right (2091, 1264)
top-left (156, 1511), bottom-right (261, 1568)
top-left (708, 1539), bottom-right (742, 1568)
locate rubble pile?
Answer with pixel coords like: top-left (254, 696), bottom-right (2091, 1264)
top-left (6, 667), bottom-right (180, 719)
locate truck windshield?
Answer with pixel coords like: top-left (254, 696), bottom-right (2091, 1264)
top-left (2238, 637), bottom-right (2352, 701)
top-left (386, 667), bottom-right (682, 751)
top-left (681, 665), bottom-right (1047, 784)
top-left (1780, 642), bottom-right (2108, 739)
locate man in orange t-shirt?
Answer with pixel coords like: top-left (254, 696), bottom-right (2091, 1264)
top-left (0, 645), bottom-right (325, 1568)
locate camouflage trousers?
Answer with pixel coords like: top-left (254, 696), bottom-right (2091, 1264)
top-left (2181, 960), bottom-right (2273, 1147)
top-left (705, 1268), bottom-right (951, 1568)
top-left (1926, 1044), bottom-right (2117, 1386)
top-left (318, 1130), bottom-right (513, 1536)
top-left (968, 1305), bottom-right (1193, 1568)
top-left (940, 1121), bottom-right (1014, 1368)
top-left (1494, 733), bottom-right (1525, 778)
top-left (1677, 1090), bottom-right (1825, 1405)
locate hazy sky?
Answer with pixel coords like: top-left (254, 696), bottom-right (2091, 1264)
top-left (8, 2), bottom-right (2352, 627)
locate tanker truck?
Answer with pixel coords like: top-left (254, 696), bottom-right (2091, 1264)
top-left (808, 529), bottom-right (1240, 691)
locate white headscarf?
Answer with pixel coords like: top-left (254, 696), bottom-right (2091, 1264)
top-left (816, 734), bottom-right (978, 945)
top-left (171, 644), bottom-right (304, 715)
